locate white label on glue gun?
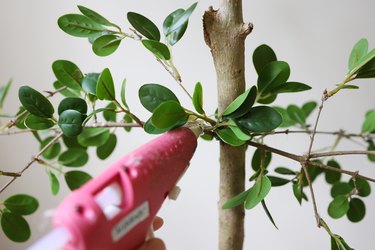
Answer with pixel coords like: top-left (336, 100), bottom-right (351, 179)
top-left (111, 201), bottom-right (150, 242)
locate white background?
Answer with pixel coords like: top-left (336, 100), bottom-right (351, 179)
top-left (0, 1), bottom-right (375, 249)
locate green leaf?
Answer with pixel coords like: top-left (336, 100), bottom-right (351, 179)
top-left (63, 135), bottom-right (87, 150)
top-left (123, 114), bottom-right (133, 132)
top-left (356, 57), bottom-right (375, 78)
top-left (24, 115), bottom-right (55, 130)
top-left (236, 106), bottom-right (282, 132)
top-left (103, 102), bottom-right (117, 122)
top-left (82, 73), bottom-right (99, 96)
top-left (4, 194), bottom-right (38, 215)
top-left (54, 81), bottom-right (81, 98)
top-left (302, 101), bottom-right (317, 117)
top-left (166, 2), bottom-right (197, 35)
top-left (92, 34), bottom-right (122, 56)
top-left (257, 93), bottom-right (277, 105)
top-left (58, 14), bottom-right (104, 37)
top-left (252, 148), bottom-right (272, 171)
top-left (151, 101), bottom-right (188, 130)
top-left (163, 9), bottom-right (188, 46)
top-left (222, 189), bottom-right (250, 209)
top-left (52, 60), bottom-right (83, 90)
top-left (268, 176), bottom-right (290, 187)
top-left (347, 198), bottom-right (366, 222)
top-left (58, 97), bottom-right (87, 115)
top-left (216, 127), bottom-right (246, 147)
top-left (257, 61), bottom-right (290, 94)
top-left (142, 40), bottom-right (171, 60)
top-left (77, 128), bottom-right (110, 147)
top-left (331, 182), bottom-right (352, 197)
top-left (48, 171), bottom-right (60, 195)
top-left (14, 107), bottom-right (27, 129)
top-left (331, 235), bottom-right (353, 250)
top-left (58, 109), bottom-right (85, 137)
top-left (97, 133), bottom-right (117, 160)
top-left (270, 81), bottom-right (311, 94)
top-left (77, 5), bottom-right (115, 27)
top-left (192, 82), bottom-right (204, 114)
top-left (222, 86), bottom-right (257, 118)
top-left (349, 38), bottom-right (368, 71)
top-left (96, 68), bottom-right (115, 100)
top-left (261, 200), bottom-right (278, 229)
top-left (1, 212), bottom-right (30, 242)
top-left (286, 104), bottom-right (306, 126)
top-left (41, 137), bottom-right (61, 160)
top-left (227, 119), bottom-right (251, 141)
top-left (275, 167), bottom-right (295, 175)
top-left (65, 171), bottom-right (92, 190)
top-left (325, 160), bottom-right (341, 184)
top-left (58, 148), bottom-right (89, 167)
top-left (349, 48), bottom-right (375, 77)
top-left (253, 44), bottom-right (277, 75)
top-left (120, 78), bottom-right (129, 109)
top-left (367, 140), bottom-right (375, 162)
top-left (127, 12), bottom-right (160, 41)
top-left (0, 79), bottom-right (11, 111)
top-left (328, 195), bottom-right (350, 219)
top-left (18, 86), bottom-right (54, 118)
top-left (272, 106), bottom-right (296, 128)
top-left (139, 84), bottom-right (179, 112)
top-left (349, 178), bottom-right (371, 197)
top-left (245, 176), bottom-right (272, 209)
top-left (143, 117), bottom-right (169, 134)
top-left (302, 161), bottom-right (324, 186)
top-left (293, 183), bottom-right (303, 205)
top-left (361, 110), bottom-right (375, 133)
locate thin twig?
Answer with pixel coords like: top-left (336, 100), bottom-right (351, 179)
top-left (246, 141), bottom-right (375, 183)
top-left (0, 132), bottom-right (63, 194)
top-left (85, 121), bottom-right (141, 128)
top-left (156, 58), bottom-right (193, 99)
top-left (301, 91), bottom-right (328, 227)
top-left (309, 150), bottom-right (375, 159)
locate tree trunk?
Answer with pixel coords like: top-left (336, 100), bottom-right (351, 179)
top-left (203, 1), bottom-right (252, 250)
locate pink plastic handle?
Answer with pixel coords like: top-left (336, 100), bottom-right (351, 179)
top-left (52, 128), bottom-right (197, 250)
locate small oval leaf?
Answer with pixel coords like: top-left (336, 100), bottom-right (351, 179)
top-left (92, 35), bottom-right (121, 56)
top-left (18, 86), bottom-right (54, 118)
top-left (142, 40), bottom-right (171, 60)
top-left (52, 60), bottom-right (83, 90)
top-left (245, 176), bottom-right (272, 209)
top-left (139, 84), bottom-right (179, 112)
top-left (58, 109), bottom-right (85, 137)
top-left (96, 68), bottom-right (115, 100)
top-left (77, 128), bottom-right (110, 147)
top-left (24, 115), bottom-right (55, 130)
top-left (96, 133), bottom-right (117, 160)
top-left (236, 106), bottom-right (282, 132)
top-left (127, 12), bottom-right (160, 41)
top-left (253, 44), bottom-right (277, 75)
top-left (4, 194), bottom-right (38, 215)
top-left (1, 212), bottom-right (31, 242)
top-left (58, 148), bottom-right (89, 167)
top-left (328, 195), bottom-right (349, 219)
top-left (58, 97), bottom-right (87, 115)
top-left (58, 14), bottom-right (104, 37)
top-left (151, 101), bottom-right (188, 130)
top-left (65, 171), bottom-right (92, 191)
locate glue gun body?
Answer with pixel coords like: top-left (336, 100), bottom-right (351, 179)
top-left (31, 127), bottom-right (197, 250)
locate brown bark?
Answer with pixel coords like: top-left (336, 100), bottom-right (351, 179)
top-left (203, 1), bottom-right (252, 250)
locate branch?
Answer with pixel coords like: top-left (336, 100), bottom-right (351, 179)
top-left (309, 150), bottom-right (375, 159)
top-left (0, 132), bottom-right (63, 194)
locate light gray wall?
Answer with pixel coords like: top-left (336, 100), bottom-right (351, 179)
top-left (0, 1), bottom-right (374, 249)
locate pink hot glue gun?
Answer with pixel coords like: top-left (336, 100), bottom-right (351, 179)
top-left (28, 127), bottom-right (198, 250)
